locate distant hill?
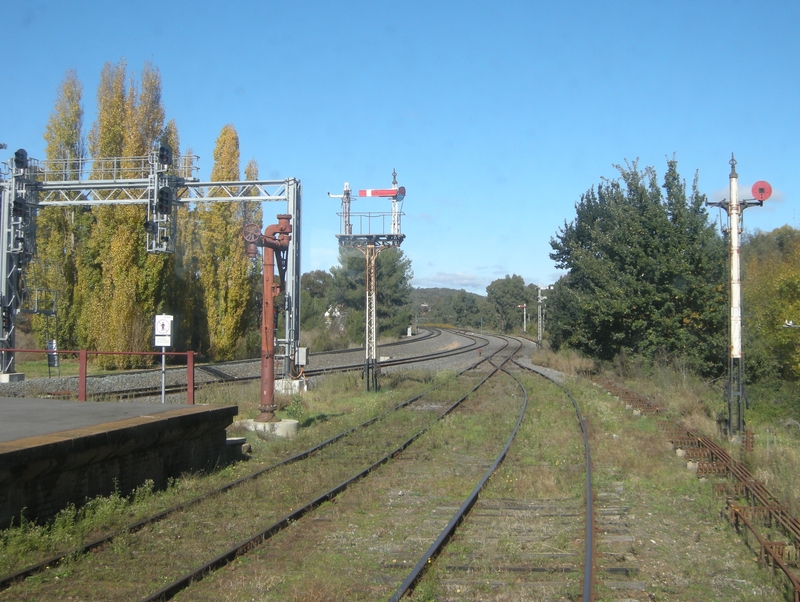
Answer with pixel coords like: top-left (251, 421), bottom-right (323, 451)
top-left (411, 286), bottom-right (482, 307)
top-left (409, 287), bottom-right (488, 328)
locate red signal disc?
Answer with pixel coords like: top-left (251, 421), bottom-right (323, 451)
top-left (751, 180), bottom-right (772, 201)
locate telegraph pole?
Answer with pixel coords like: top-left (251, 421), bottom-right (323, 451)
top-left (707, 154), bottom-right (771, 435)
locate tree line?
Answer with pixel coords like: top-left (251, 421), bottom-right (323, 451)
top-left (33, 63), bottom-right (795, 383)
top-left (547, 156), bottom-right (800, 384)
top-left (29, 61), bottom-right (262, 367)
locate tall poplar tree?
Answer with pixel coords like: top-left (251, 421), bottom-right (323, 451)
top-left (240, 158), bottom-right (264, 356)
top-left (32, 70), bottom-right (89, 348)
top-left (197, 125), bottom-right (251, 360)
top-left (82, 61), bottom-right (171, 367)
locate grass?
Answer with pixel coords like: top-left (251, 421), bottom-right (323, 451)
top-left (570, 365), bottom-right (785, 600)
top-left (2, 351), bottom-right (792, 600)
top-left (0, 370), bottom-right (436, 578)
top-left (609, 358), bottom-right (800, 522)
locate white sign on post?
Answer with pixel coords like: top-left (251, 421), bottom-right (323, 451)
top-left (154, 314), bottom-right (173, 404)
top-left (155, 314), bottom-right (173, 347)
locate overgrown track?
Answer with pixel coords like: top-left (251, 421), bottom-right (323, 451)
top-left (0, 335), bottom-right (501, 600)
top-left (384, 348), bottom-right (598, 601)
top-left (594, 378), bottom-right (800, 601)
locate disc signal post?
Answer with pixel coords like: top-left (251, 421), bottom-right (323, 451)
top-left (707, 154), bottom-right (770, 435)
top-left (330, 170), bottom-right (406, 391)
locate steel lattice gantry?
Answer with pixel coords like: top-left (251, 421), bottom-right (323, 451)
top-left (337, 234), bottom-right (404, 391)
top-left (0, 151), bottom-right (302, 377)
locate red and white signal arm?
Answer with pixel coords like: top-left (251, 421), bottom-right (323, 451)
top-left (359, 186), bottom-right (406, 200)
top-left (155, 314), bottom-right (173, 347)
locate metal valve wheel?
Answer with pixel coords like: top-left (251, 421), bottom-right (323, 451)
top-left (242, 222), bottom-right (261, 243)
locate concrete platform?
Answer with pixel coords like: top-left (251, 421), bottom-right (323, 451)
top-left (0, 398), bottom-right (239, 528)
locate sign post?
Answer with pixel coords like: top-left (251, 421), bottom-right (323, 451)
top-left (154, 315), bottom-right (173, 404)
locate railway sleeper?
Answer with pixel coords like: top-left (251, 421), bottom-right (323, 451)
top-left (712, 481), bottom-right (748, 497)
top-left (684, 447), bottom-right (712, 460)
top-left (696, 461), bottom-right (728, 476)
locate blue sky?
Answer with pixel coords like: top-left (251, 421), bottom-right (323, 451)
top-left (3, 1), bottom-right (798, 295)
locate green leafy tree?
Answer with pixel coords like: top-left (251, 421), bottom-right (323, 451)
top-left (486, 274), bottom-right (528, 333)
top-left (549, 158), bottom-right (726, 374)
top-left (301, 270), bottom-right (333, 331)
top-left (411, 287), bottom-right (492, 330)
top-left (742, 226), bottom-right (800, 381)
top-left (328, 246), bottom-right (413, 344)
top-left (451, 289), bottom-right (481, 327)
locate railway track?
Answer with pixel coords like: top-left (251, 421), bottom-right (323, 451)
top-left (36, 327), bottom-right (485, 402)
top-left (380, 352), bottom-right (599, 601)
top-left (0, 334), bottom-right (504, 599)
top-left (1, 335), bottom-right (605, 601)
top-left (15, 344), bottom-right (778, 600)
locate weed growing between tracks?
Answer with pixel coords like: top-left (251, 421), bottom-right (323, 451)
top-left (569, 374), bottom-right (783, 601)
top-left (415, 371), bottom-right (588, 601)
top-left (182, 370), bottom-right (524, 601)
top-left (0, 369), bottom-right (443, 590)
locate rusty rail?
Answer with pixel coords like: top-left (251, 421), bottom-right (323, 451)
top-left (594, 378), bottom-right (800, 601)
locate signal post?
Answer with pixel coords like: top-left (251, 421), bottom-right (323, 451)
top-left (707, 154), bottom-right (771, 435)
top-left (330, 170), bottom-right (406, 391)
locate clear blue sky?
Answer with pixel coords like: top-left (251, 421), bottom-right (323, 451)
top-left (3, 1), bottom-right (798, 295)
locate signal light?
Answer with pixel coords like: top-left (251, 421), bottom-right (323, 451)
top-left (156, 187), bottom-right (173, 215)
top-left (158, 144), bottom-right (173, 166)
top-left (12, 196), bottom-right (25, 217)
top-left (144, 220), bottom-right (157, 234)
top-left (14, 149), bottom-right (27, 170)
top-left (2, 307), bottom-right (11, 331)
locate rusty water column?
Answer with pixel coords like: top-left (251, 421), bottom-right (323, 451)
top-left (243, 214), bottom-right (292, 422)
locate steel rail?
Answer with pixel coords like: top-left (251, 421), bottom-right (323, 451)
top-left (388, 339), bottom-right (525, 601)
top-left (515, 359), bottom-right (596, 602)
top-left (728, 504), bottom-right (800, 602)
top-left (310, 326), bottom-right (442, 356)
top-left (596, 378), bottom-right (798, 602)
top-left (62, 329), bottom-right (486, 402)
top-left (0, 336), bottom-right (502, 594)
top-left (139, 339), bottom-right (512, 601)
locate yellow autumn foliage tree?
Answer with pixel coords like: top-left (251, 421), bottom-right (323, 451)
top-left (31, 69), bottom-right (88, 349)
top-left (196, 124), bottom-right (252, 360)
top-left (82, 61), bottom-right (173, 368)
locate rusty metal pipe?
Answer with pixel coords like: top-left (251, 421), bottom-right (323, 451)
top-left (247, 215), bottom-right (292, 422)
